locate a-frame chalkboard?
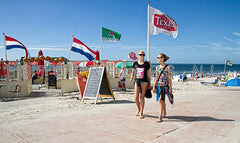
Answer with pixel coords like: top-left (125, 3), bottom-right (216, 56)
top-left (82, 67), bottom-right (115, 104)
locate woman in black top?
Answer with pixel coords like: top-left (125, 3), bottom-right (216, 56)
top-left (130, 50), bottom-right (151, 119)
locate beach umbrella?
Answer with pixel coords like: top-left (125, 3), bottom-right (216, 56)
top-left (8, 61), bottom-right (16, 66)
top-left (30, 62), bottom-right (38, 66)
top-left (114, 60), bottom-right (122, 64)
top-left (86, 61), bottom-right (94, 67)
top-left (115, 62), bottom-right (133, 69)
top-left (49, 62), bottom-right (61, 66)
top-left (225, 79), bottom-right (240, 87)
top-left (73, 62), bottom-right (80, 66)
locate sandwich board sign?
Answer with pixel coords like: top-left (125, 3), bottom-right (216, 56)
top-left (82, 67), bottom-right (115, 104)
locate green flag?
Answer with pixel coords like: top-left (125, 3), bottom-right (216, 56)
top-left (226, 59), bottom-right (232, 66)
top-left (102, 27), bottom-right (121, 42)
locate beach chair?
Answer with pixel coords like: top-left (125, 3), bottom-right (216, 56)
top-left (8, 85), bottom-right (22, 99)
top-left (200, 78), bottom-right (219, 86)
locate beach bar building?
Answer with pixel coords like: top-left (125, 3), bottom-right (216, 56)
top-left (0, 58), bottom-right (135, 98)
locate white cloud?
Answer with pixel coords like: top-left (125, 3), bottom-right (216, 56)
top-left (77, 27), bottom-right (83, 31)
top-left (208, 42), bottom-right (223, 48)
top-left (28, 48), bottom-right (65, 51)
top-left (27, 44), bottom-right (66, 51)
top-left (224, 36), bottom-right (233, 42)
top-left (233, 32), bottom-right (240, 36)
top-left (195, 45), bottom-right (210, 48)
top-left (233, 52), bottom-right (240, 55)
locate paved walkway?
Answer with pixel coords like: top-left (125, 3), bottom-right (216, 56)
top-left (0, 88), bottom-right (240, 143)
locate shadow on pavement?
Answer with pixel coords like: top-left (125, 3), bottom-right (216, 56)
top-left (145, 115), bottom-right (234, 122)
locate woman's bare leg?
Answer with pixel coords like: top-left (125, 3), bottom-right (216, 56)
top-left (157, 99), bottom-right (164, 122)
top-left (139, 83), bottom-right (147, 119)
top-left (163, 101), bottom-right (166, 118)
top-left (134, 84), bottom-right (140, 116)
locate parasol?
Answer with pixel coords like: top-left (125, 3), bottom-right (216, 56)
top-left (115, 62), bottom-right (133, 69)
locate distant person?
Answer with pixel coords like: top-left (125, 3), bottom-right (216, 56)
top-left (153, 53), bottom-right (172, 123)
top-left (201, 71), bottom-right (204, 78)
top-left (120, 66), bottom-right (126, 91)
top-left (130, 50), bottom-right (151, 119)
top-left (182, 70), bottom-right (187, 82)
top-left (95, 61), bottom-right (101, 67)
top-left (195, 72), bottom-right (198, 80)
top-left (32, 70), bottom-right (38, 84)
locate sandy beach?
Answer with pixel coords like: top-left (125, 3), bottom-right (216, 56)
top-left (0, 77), bottom-right (240, 143)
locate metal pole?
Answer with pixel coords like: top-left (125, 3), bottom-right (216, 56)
top-left (147, 2), bottom-right (150, 61)
top-left (224, 59), bottom-right (226, 73)
top-left (68, 35), bottom-right (73, 61)
top-left (3, 33), bottom-right (8, 61)
top-left (101, 26), bottom-right (103, 60)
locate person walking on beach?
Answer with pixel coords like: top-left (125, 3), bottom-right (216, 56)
top-left (153, 53), bottom-right (172, 122)
top-left (130, 50), bottom-right (151, 119)
top-left (120, 66), bottom-right (126, 91)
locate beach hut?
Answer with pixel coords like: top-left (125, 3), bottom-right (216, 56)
top-left (225, 79), bottom-right (240, 87)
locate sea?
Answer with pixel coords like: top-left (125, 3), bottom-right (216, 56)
top-left (151, 63), bottom-right (240, 76)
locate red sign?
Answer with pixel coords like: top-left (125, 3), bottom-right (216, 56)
top-left (154, 14), bottom-right (177, 32)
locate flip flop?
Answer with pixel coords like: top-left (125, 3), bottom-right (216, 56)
top-left (156, 118), bottom-right (162, 123)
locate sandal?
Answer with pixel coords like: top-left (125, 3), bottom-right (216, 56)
top-left (156, 118), bottom-right (162, 123)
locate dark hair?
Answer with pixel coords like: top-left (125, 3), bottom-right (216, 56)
top-left (159, 53), bottom-right (169, 62)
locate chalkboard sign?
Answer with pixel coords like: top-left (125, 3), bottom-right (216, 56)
top-left (48, 71), bottom-right (56, 89)
top-left (82, 67), bottom-right (114, 104)
top-left (99, 68), bottom-right (115, 102)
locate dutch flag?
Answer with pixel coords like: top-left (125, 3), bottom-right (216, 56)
top-left (71, 37), bottom-right (97, 61)
top-left (4, 34), bottom-right (30, 58)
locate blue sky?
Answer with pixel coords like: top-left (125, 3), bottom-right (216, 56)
top-left (0, 0), bottom-right (240, 64)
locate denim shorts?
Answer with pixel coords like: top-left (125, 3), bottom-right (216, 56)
top-left (135, 80), bottom-right (148, 85)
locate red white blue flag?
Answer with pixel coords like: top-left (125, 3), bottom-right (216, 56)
top-left (128, 51), bottom-right (137, 60)
top-left (71, 37), bottom-right (97, 61)
top-left (4, 34), bottom-right (29, 58)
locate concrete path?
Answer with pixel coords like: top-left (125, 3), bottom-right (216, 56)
top-left (0, 88), bottom-right (240, 143)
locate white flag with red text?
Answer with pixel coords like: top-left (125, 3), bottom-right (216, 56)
top-left (149, 6), bottom-right (178, 39)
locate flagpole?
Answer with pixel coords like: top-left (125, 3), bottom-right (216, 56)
top-left (101, 26), bottom-right (103, 60)
top-left (147, 2), bottom-right (150, 61)
top-left (224, 59), bottom-right (226, 73)
top-left (68, 35), bottom-right (73, 61)
top-left (3, 33), bottom-right (8, 61)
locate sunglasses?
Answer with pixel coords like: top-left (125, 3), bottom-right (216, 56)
top-left (157, 57), bottom-right (163, 59)
top-left (139, 54), bottom-right (145, 56)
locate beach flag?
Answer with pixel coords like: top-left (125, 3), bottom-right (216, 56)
top-left (149, 6), bottom-right (178, 39)
top-left (226, 59), bottom-right (232, 66)
top-left (102, 27), bottom-right (121, 42)
top-left (71, 37), bottom-right (97, 61)
top-left (3, 33), bottom-right (29, 59)
top-left (128, 51), bottom-right (137, 60)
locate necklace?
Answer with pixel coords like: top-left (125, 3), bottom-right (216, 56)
top-left (160, 64), bottom-right (166, 69)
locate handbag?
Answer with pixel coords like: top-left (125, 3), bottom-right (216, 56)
top-left (154, 65), bottom-right (168, 93)
top-left (145, 88), bottom-right (152, 98)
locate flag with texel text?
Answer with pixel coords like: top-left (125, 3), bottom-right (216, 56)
top-left (149, 6), bottom-right (178, 39)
